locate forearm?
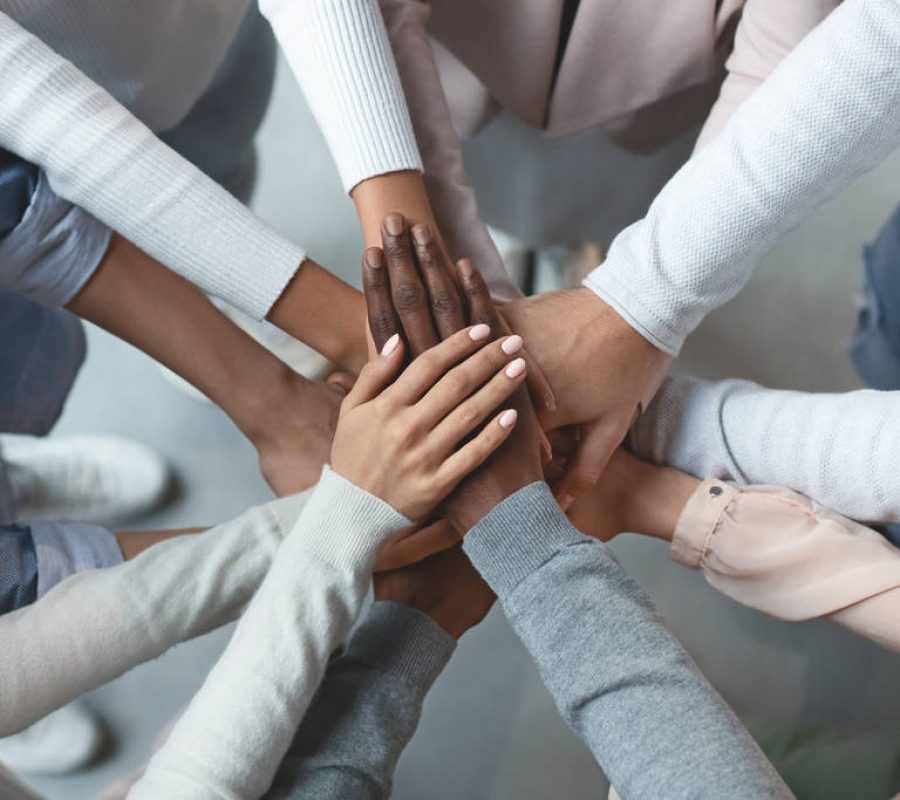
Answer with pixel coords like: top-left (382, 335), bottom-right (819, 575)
top-left (0, 492), bottom-right (310, 735)
top-left (377, 0), bottom-right (516, 298)
top-left (115, 528), bottom-right (204, 561)
top-left (0, 13), bottom-right (303, 319)
top-left (266, 601), bottom-right (455, 800)
top-left (463, 483), bottom-right (791, 799)
top-left (131, 468), bottom-right (410, 800)
top-left (585, 0), bottom-right (900, 356)
top-left (632, 376), bottom-right (900, 523)
top-left (67, 234), bottom-right (309, 445)
top-left (266, 259), bottom-right (368, 373)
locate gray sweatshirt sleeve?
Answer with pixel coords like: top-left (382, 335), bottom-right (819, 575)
top-left (265, 601), bottom-right (455, 800)
top-left (463, 482), bottom-right (793, 800)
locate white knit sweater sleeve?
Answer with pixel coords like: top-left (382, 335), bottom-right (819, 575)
top-left (0, 492), bottom-right (312, 737)
top-left (129, 466), bottom-right (411, 800)
top-left (631, 375), bottom-right (900, 525)
top-left (259, 0), bottom-right (423, 193)
top-left (0, 12), bottom-right (305, 320)
top-left (585, 0), bottom-right (900, 356)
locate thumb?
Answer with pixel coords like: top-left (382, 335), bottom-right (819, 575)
top-left (342, 333), bottom-right (405, 411)
top-left (556, 419), bottom-right (622, 510)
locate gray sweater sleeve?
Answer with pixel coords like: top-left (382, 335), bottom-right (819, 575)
top-left (265, 601), bottom-right (455, 800)
top-left (463, 482), bottom-right (793, 800)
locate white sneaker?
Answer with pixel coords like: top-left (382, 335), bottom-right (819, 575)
top-left (1, 434), bottom-right (170, 526)
top-left (0, 702), bottom-right (102, 775)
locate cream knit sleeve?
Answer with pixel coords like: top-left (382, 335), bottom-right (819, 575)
top-left (0, 11), bottom-right (305, 320)
top-left (585, 0), bottom-right (900, 356)
top-left (259, 0), bottom-right (423, 193)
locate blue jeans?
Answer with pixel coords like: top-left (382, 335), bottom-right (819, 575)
top-left (848, 203), bottom-right (900, 545)
top-left (849, 204), bottom-right (900, 390)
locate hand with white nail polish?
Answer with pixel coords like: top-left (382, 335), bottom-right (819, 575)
top-left (330, 325), bottom-right (527, 521)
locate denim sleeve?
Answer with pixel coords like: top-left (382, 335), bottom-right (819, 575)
top-left (0, 523), bottom-right (38, 614)
top-left (0, 153), bottom-right (110, 307)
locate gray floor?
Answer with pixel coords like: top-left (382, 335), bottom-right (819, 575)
top-left (24, 55), bottom-right (900, 800)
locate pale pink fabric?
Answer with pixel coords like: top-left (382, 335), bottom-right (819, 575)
top-left (672, 480), bottom-right (900, 653)
top-left (378, 0), bottom-right (840, 297)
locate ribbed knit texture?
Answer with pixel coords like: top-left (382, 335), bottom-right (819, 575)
top-left (0, 12), bottom-right (305, 319)
top-left (464, 482), bottom-right (793, 799)
top-left (0, 491), bottom-right (311, 736)
top-left (266, 602), bottom-right (455, 799)
top-left (131, 466), bottom-right (411, 800)
top-left (585, 0), bottom-right (900, 356)
top-left (260, 0), bottom-right (422, 193)
top-left (632, 375), bottom-right (900, 524)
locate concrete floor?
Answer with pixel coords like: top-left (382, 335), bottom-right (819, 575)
top-left (23, 54), bottom-right (900, 800)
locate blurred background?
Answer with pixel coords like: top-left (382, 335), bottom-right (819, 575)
top-left (23, 52), bottom-right (900, 799)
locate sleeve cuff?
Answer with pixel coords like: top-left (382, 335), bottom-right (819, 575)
top-left (261, 0), bottom-right (423, 193)
top-left (669, 479), bottom-right (737, 569)
top-left (0, 172), bottom-right (111, 307)
top-left (30, 520), bottom-right (123, 599)
top-left (463, 481), bottom-right (590, 597)
top-left (583, 267), bottom-right (682, 358)
top-left (291, 466), bottom-right (412, 570)
top-left (347, 601), bottom-right (455, 688)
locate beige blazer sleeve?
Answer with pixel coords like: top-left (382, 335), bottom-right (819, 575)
top-left (379, 0), bottom-right (520, 300)
top-left (696, 0), bottom-right (842, 149)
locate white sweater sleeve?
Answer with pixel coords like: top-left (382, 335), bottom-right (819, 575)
top-left (585, 0), bottom-right (900, 356)
top-left (0, 492), bottom-right (311, 737)
top-left (129, 467), bottom-right (411, 800)
top-left (259, 0), bottom-right (423, 193)
top-left (0, 12), bottom-right (305, 320)
top-left (631, 375), bottom-right (900, 525)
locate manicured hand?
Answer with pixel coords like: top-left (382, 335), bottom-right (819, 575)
top-left (362, 214), bottom-right (545, 534)
top-left (331, 324), bottom-right (527, 521)
top-left (374, 544), bottom-right (494, 640)
top-left (501, 289), bottom-right (671, 508)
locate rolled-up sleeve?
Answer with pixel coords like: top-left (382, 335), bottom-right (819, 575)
top-left (0, 169), bottom-right (111, 307)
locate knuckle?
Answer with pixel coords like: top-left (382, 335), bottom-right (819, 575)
top-left (369, 310), bottom-right (397, 339)
top-left (384, 241), bottom-right (409, 262)
top-left (393, 282), bottom-right (424, 311)
top-left (431, 289), bottom-right (459, 318)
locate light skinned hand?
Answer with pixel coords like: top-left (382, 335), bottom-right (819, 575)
top-left (501, 288), bottom-right (671, 508)
top-left (330, 323), bottom-right (527, 521)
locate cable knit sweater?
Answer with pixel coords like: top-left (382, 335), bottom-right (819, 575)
top-left (0, 1), bottom-right (420, 317)
top-left (585, 0), bottom-right (900, 356)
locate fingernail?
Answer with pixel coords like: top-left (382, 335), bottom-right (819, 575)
top-left (501, 335), bottom-right (523, 355)
top-left (469, 323), bottom-right (490, 341)
top-left (411, 224), bottom-right (432, 246)
top-left (457, 259), bottom-right (474, 279)
top-left (381, 333), bottom-right (400, 356)
top-left (384, 214), bottom-right (404, 236)
top-left (505, 357), bottom-right (526, 378)
top-left (364, 247), bottom-right (384, 269)
top-left (499, 409), bottom-right (518, 428)
top-left (560, 494), bottom-right (575, 511)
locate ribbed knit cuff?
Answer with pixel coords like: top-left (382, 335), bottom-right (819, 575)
top-left (261, 0), bottom-right (423, 193)
top-left (291, 466), bottom-right (411, 570)
top-left (347, 601), bottom-right (455, 687)
top-left (463, 482), bottom-right (588, 598)
top-left (669, 479), bottom-right (737, 569)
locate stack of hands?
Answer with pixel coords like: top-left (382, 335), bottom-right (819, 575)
top-left (298, 211), bottom-right (664, 640)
